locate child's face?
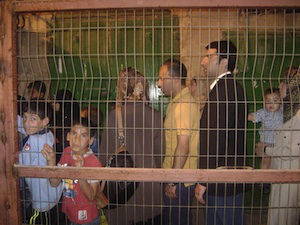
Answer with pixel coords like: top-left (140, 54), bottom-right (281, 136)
top-left (23, 112), bottom-right (49, 135)
top-left (264, 93), bottom-right (281, 112)
top-left (67, 125), bottom-right (94, 154)
top-left (28, 88), bottom-right (43, 100)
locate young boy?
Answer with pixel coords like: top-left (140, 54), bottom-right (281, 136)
top-left (27, 80), bottom-right (47, 100)
top-left (81, 106), bottom-right (103, 154)
top-left (248, 88), bottom-right (283, 170)
top-left (19, 101), bottom-right (63, 224)
top-left (42, 118), bottom-right (102, 225)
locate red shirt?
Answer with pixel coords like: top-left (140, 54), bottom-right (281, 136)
top-left (59, 147), bottom-right (102, 224)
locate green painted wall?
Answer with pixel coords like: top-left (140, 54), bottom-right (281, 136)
top-left (48, 10), bottom-right (179, 118)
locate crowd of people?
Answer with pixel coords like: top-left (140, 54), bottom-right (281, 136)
top-left (17, 40), bottom-right (300, 225)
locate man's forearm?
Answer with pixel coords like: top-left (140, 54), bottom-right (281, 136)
top-left (172, 146), bottom-right (189, 169)
top-left (172, 135), bottom-right (190, 169)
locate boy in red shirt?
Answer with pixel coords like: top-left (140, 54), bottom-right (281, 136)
top-left (42, 118), bottom-right (101, 225)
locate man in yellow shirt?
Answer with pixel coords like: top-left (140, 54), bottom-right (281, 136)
top-left (158, 59), bottom-right (200, 225)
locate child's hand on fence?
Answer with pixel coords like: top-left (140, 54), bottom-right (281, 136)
top-left (42, 144), bottom-right (56, 166)
top-left (255, 142), bottom-right (269, 156)
top-left (73, 155), bottom-right (84, 167)
top-left (248, 113), bottom-right (255, 122)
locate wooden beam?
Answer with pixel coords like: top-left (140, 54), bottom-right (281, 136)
top-left (0, 2), bottom-right (20, 225)
top-left (13, 0), bottom-right (300, 13)
top-left (15, 165), bottom-right (300, 183)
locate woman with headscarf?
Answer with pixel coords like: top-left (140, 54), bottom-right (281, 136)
top-left (53, 89), bottom-right (80, 161)
top-left (99, 67), bottom-right (164, 225)
top-left (256, 66), bottom-right (300, 225)
top-left (280, 66), bottom-right (300, 122)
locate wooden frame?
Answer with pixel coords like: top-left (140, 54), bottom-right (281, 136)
top-left (0, 1), bottom-right (20, 225)
top-left (16, 166), bottom-right (300, 183)
top-left (12, 0), bottom-right (300, 12)
top-left (1, 0), bottom-right (300, 224)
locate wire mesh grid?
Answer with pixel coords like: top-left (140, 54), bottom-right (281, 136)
top-left (16, 8), bottom-right (300, 225)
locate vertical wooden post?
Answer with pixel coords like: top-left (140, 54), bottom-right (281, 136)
top-left (0, 1), bottom-right (20, 225)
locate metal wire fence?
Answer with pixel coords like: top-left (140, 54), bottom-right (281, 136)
top-left (14, 7), bottom-right (300, 225)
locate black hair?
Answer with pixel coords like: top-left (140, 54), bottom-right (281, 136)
top-left (206, 41), bottom-right (237, 73)
top-left (81, 106), bottom-right (103, 126)
top-left (164, 59), bottom-right (187, 85)
top-left (53, 89), bottom-right (81, 127)
top-left (23, 101), bottom-right (53, 123)
top-left (55, 89), bottom-right (74, 102)
top-left (264, 87), bottom-right (280, 97)
top-left (72, 117), bottom-right (97, 138)
top-left (27, 80), bottom-right (47, 97)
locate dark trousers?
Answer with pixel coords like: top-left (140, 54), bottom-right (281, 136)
top-left (163, 184), bottom-right (194, 225)
top-left (23, 197), bottom-right (67, 225)
top-left (135, 214), bottom-right (162, 225)
top-left (69, 216), bottom-right (100, 225)
top-left (204, 192), bottom-right (246, 225)
top-left (24, 205), bottom-right (61, 225)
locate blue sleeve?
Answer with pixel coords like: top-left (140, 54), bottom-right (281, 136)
top-left (29, 137), bottom-right (39, 166)
top-left (19, 138), bottom-right (35, 166)
top-left (34, 134), bottom-right (55, 166)
top-left (22, 134), bottom-right (55, 166)
top-left (18, 115), bottom-right (27, 136)
top-left (24, 137), bottom-right (39, 166)
top-left (19, 151), bottom-right (28, 165)
top-left (253, 109), bottom-right (264, 123)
